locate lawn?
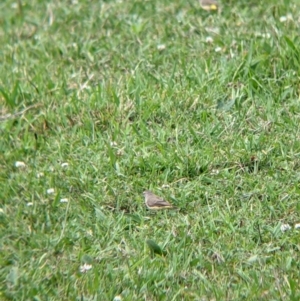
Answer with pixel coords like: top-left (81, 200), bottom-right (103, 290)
top-left (1, 0), bottom-right (300, 300)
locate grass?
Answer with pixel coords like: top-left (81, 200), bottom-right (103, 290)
top-left (1, 0), bottom-right (300, 300)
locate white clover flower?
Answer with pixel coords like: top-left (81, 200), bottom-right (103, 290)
top-left (280, 223), bottom-right (291, 232)
top-left (61, 162), bottom-right (69, 168)
top-left (206, 36), bottom-right (213, 43)
top-left (157, 44), bottom-right (166, 51)
top-left (15, 161), bottom-right (26, 168)
top-left (281, 13), bottom-right (293, 22)
top-left (47, 188), bottom-right (55, 194)
top-left (279, 16), bottom-right (287, 22)
top-left (294, 223), bottom-right (300, 229)
top-left (110, 141), bottom-right (118, 147)
top-left (79, 263), bottom-right (92, 273)
top-left (113, 296), bottom-right (122, 301)
top-left (116, 149), bottom-right (124, 156)
top-left (60, 198), bottom-right (68, 203)
top-left (255, 32), bottom-right (271, 39)
top-left (26, 202), bottom-right (33, 207)
top-left (211, 169), bottom-right (220, 175)
top-left (215, 47), bottom-right (222, 52)
top-left (37, 172), bottom-right (44, 178)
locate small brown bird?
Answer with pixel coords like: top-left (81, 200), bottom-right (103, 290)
top-left (143, 190), bottom-right (176, 210)
top-left (199, 0), bottom-right (218, 11)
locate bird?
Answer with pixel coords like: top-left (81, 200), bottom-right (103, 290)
top-left (199, 0), bottom-right (218, 11)
top-left (143, 190), bottom-right (176, 210)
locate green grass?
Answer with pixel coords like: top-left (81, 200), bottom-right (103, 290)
top-left (1, 0), bottom-right (300, 300)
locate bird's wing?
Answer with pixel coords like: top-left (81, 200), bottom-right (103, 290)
top-left (151, 196), bottom-right (172, 207)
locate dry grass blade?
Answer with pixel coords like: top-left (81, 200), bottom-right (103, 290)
top-left (0, 103), bottom-right (42, 122)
